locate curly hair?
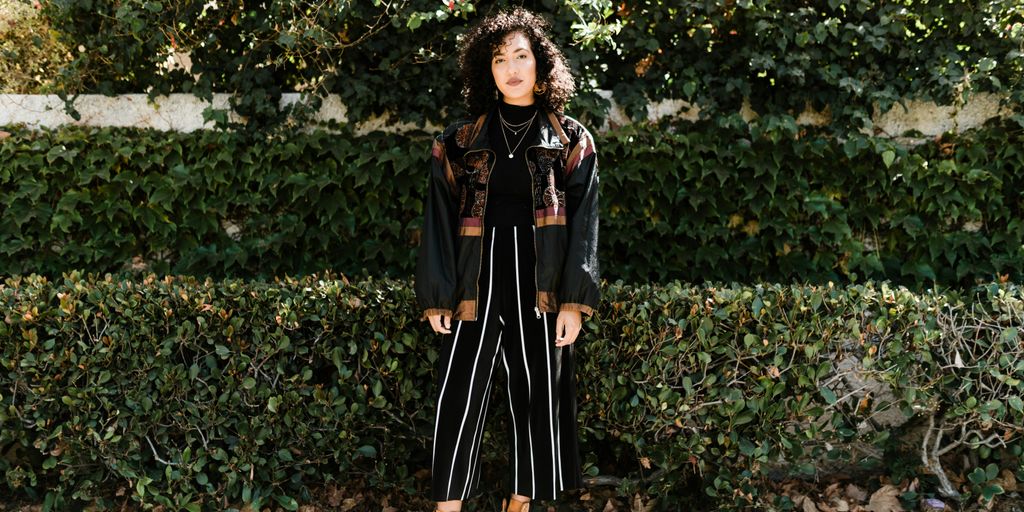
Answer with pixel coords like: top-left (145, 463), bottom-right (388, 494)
top-left (457, 6), bottom-right (576, 116)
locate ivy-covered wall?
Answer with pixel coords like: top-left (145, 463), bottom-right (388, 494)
top-left (30, 1), bottom-right (1024, 133)
top-left (2, 116), bottom-right (1022, 287)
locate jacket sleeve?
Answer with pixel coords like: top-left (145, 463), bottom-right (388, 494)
top-left (414, 134), bottom-right (458, 321)
top-left (558, 130), bottom-right (601, 319)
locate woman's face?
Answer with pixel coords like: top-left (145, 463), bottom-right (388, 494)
top-left (491, 31), bottom-right (537, 106)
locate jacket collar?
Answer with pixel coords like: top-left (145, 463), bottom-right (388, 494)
top-left (465, 101), bottom-right (569, 154)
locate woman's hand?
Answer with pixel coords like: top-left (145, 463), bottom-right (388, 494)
top-left (555, 310), bottom-right (582, 347)
top-left (428, 313), bottom-right (452, 334)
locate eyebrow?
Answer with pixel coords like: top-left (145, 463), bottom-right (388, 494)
top-left (493, 47), bottom-right (529, 57)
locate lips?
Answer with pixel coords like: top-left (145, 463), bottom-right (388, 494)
top-left (507, 78), bottom-right (522, 86)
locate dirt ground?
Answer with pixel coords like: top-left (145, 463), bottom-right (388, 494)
top-left (2, 474), bottom-right (1023, 511)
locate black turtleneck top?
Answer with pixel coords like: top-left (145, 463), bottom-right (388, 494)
top-left (484, 100), bottom-right (540, 227)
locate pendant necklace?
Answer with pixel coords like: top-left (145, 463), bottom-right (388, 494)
top-left (498, 109), bottom-right (537, 159)
top-left (500, 114), bottom-right (533, 134)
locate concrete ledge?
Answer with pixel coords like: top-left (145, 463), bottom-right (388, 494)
top-left (0, 91), bottom-right (1014, 137)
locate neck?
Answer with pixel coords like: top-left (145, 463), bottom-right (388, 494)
top-left (500, 92), bottom-right (536, 107)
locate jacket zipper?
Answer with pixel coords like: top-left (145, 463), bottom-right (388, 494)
top-left (469, 118), bottom-right (562, 321)
top-left (464, 147), bottom-right (495, 322)
top-left (526, 144), bottom-right (543, 319)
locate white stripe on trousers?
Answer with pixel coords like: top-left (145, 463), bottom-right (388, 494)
top-left (543, 313), bottom-right (560, 496)
top-left (512, 226), bottom-right (536, 496)
top-left (444, 229), bottom-right (497, 498)
top-left (461, 330), bottom-right (503, 498)
top-left (432, 321), bottom-right (463, 475)
top-left (502, 345), bottom-right (520, 492)
top-left (472, 314), bottom-right (505, 493)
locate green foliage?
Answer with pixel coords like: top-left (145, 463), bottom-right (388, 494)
top-left (0, 123), bottom-right (426, 279)
top-left (3, 116), bottom-right (1024, 287)
top-left (967, 463), bottom-right (1004, 503)
top-left (600, 115), bottom-right (1024, 287)
top-left (0, 0), bottom-right (73, 94)
top-left (31, 1), bottom-right (1024, 131)
top-left (1, 273), bottom-right (1022, 509)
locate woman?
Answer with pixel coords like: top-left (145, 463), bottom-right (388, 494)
top-left (415, 6), bottom-right (601, 512)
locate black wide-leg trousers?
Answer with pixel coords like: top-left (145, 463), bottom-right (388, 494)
top-left (431, 225), bottom-right (584, 502)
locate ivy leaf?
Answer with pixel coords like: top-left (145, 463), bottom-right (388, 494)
top-left (407, 13), bottom-right (423, 30)
top-left (977, 57), bottom-right (997, 72)
top-left (882, 150), bottom-right (895, 168)
top-left (277, 32), bottom-right (295, 48)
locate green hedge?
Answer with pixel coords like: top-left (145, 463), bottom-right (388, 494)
top-left (2, 272), bottom-right (1022, 509)
top-left (3, 117), bottom-right (1023, 287)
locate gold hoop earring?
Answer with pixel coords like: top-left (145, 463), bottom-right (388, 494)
top-left (533, 83), bottom-right (547, 95)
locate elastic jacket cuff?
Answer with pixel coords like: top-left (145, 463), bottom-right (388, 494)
top-left (421, 308), bottom-right (454, 322)
top-left (559, 302), bottom-right (596, 319)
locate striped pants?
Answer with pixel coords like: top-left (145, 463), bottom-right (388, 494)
top-left (431, 225), bottom-right (584, 502)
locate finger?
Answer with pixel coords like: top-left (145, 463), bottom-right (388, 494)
top-left (441, 315), bottom-right (451, 333)
top-left (556, 326), bottom-right (580, 347)
top-left (430, 316), bottom-right (449, 334)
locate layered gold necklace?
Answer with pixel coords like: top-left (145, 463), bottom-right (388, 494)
top-left (498, 107), bottom-right (537, 159)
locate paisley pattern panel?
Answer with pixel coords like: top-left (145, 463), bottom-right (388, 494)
top-left (455, 122), bottom-right (475, 148)
top-left (530, 147), bottom-right (566, 210)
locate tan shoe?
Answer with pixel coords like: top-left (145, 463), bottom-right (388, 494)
top-left (500, 497), bottom-right (530, 512)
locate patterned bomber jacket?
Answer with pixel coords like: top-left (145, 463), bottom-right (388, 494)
top-left (414, 102), bottom-right (601, 323)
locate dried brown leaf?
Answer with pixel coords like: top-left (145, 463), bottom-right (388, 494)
top-left (864, 484), bottom-right (903, 512)
top-left (802, 497), bottom-right (821, 512)
top-left (817, 500), bottom-right (837, 512)
top-left (632, 492), bottom-right (656, 512)
top-left (998, 468), bottom-right (1018, 492)
top-left (824, 482), bottom-right (841, 500)
top-left (845, 483), bottom-right (868, 503)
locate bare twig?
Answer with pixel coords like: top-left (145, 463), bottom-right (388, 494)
top-left (921, 412), bottom-right (961, 499)
top-left (145, 435), bottom-right (180, 466)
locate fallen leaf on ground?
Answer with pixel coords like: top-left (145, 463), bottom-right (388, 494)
top-left (864, 484), bottom-right (903, 512)
top-left (816, 499), bottom-right (837, 512)
top-left (632, 492), bottom-right (656, 512)
top-left (846, 483), bottom-right (868, 503)
top-left (824, 482), bottom-right (841, 500)
top-left (998, 468), bottom-right (1018, 492)
top-left (793, 494), bottom-right (819, 512)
